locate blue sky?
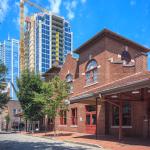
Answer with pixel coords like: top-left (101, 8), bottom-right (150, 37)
top-left (0, 0), bottom-right (150, 68)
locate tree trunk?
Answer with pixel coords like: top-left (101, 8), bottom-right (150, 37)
top-left (53, 117), bottom-right (57, 136)
top-left (31, 121), bottom-right (34, 133)
top-left (25, 120), bottom-right (27, 132)
top-left (6, 123), bottom-right (8, 131)
top-left (45, 117), bottom-right (47, 135)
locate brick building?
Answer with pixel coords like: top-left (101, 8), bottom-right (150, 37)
top-left (44, 29), bottom-right (150, 139)
top-left (0, 100), bottom-right (23, 131)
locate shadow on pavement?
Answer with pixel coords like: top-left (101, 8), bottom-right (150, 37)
top-left (0, 140), bottom-right (91, 150)
top-left (74, 134), bottom-right (150, 147)
top-left (0, 131), bottom-right (18, 134)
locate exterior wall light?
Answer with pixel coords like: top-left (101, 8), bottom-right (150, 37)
top-left (111, 95), bottom-right (118, 98)
top-left (132, 91), bottom-right (140, 94)
top-left (64, 99), bottom-right (70, 105)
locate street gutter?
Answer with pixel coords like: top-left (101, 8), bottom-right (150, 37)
top-left (22, 133), bottom-right (103, 149)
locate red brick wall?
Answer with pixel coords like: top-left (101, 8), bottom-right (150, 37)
top-left (55, 103), bottom-right (87, 133)
top-left (55, 34), bottom-right (148, 136)
top-left (97, 102), bottom-right (106, 135)
top-left (59, 36), bottom-right (147, 99)
top-left (107, 101), bottom-right (146, 137)
top-left (59, 54), bottom-right (78, 81)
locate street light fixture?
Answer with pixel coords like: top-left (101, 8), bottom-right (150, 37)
top-left (64, 99), bottom-right (70, 105)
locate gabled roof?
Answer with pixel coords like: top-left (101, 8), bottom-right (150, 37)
top-left (74, 28), bottom-right (150, 54)
top-left (42, 66), bottom-right (61, 77)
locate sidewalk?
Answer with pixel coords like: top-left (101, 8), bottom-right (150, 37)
top-left (22, 131), bottom-right (150, 150)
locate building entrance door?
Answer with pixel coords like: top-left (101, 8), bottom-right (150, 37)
top-left (85, 105), bottom-right (96, 134)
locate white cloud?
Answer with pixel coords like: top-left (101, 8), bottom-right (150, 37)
top-left (81, 0), bottom-right (87, 4)
top-left (48, 0), bottom-right (62, 14)
top-left (24, 6), bottom-right (29, 17)
top-left (65, 0), bottom-right (78, 20)
top-left (130, 0), bottom-right (136, 6)
top-left (0, 0), bottom-right (9, 23)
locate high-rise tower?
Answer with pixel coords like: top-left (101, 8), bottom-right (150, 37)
top-left (25, 13), bottom-right (73, 73)
top-left (0, 39), bottom-right (19, 100)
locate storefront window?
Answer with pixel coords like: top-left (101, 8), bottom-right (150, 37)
top-left (112, 106), bottom-right (119, 126)
top-left (122, 103), bottom-right (131, 126)
top-left (71, 108), bottom-right (77, 125)
top-left (112, 102), bottom-right (131, 126)
top-left (60, 110), bottom-right (67, 125)
top-left (86, 114), bottom-right (90, 125)
top-left (86, 105), bottom-right (96, 126)
top-left (92, 114), bottom-right (96, 125)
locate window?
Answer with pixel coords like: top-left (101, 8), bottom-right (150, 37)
top-left (86, 105), bottom-right (96, 112)
top-left (71, 108), bottom-right (77, 125)
top-left (112, 102), bottom-right (131, 126)
top-left (13, 109), bottom-right (17, 116)
top-left (85, 105), bottom-right (96, 126)
top-left (86, 60), bottom-right (98, 85)
top-left (60, 110), bottom-right (67, 125)
top-left (18, 109), bottom-right (22, 113)
top-left (122, 103), bottom-right (131, 126)
top-left (66, 74), bottom-right (73, 93)
top-left (112, 106), bottom-right (119, 126)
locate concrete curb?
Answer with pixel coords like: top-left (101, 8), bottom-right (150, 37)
top-left (64, 140), bottom-right (102, 149)
top-left (22, 134), bottom-right (55, 140)
top-left (22, 133), bottom-right (103, 149)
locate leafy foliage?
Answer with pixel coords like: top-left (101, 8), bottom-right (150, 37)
top-left (0, 62), bottom-right (9, 109)
top-left (0, 62), bottom-right (7, 82)
top-left (0, 93), bottom-right (10, 109)
top-left (5, 114), bottom-right (10, 124)
top-left (5, 114), bottom-right (10, 131)
top-left (17, 69), bottom-right (44, 121)
top-left (34, 76), bottom-right (69, 121)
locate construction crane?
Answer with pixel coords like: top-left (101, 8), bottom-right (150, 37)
top-left (20, 0), bottom-right (49, 73)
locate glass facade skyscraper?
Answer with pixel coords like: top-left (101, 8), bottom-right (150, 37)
top-left (25, 13), bottom-right (73, 74)
top-left (35, 14), bottom-right (51, 73)
top-left (64, 21), bottom-right (72, 59)
top-left (0, 39), bottom-right (19, 100)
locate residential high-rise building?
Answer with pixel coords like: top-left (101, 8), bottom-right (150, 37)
top-left (0, 39), bottom-right (19, 100)
top-left (25, 13), bottom-right (73, 74)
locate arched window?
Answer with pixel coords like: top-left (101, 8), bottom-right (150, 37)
top-left (66, 74), bottom-right (73, 93)
top-left (86, 60), bottom-right (98, 85)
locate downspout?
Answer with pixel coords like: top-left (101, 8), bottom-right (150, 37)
top-left (96, 97), bottom-right (98, 139)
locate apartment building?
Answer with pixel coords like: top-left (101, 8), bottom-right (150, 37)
top-left (0, 39), bottom-right (19, 100)
top-left (25, 12), bottom-right (73, 74)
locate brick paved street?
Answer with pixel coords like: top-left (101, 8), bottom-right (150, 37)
top-left (26, 131), bottom-right (150, 150)
top-left (0, 133), bottom-right (101, 150)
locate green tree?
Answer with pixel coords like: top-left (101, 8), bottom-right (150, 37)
top-left (5, 114), bottom-right (10, 131)
top-left (16, 69), bottom-right (44, 123)
top-left (0, 62), bottom-right (9, 109)
top-left (34, 76), bottom-right (69, 133)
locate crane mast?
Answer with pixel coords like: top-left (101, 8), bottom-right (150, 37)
top-left (20, 0), bottom-right (25, 73)
top-left (20, 0), bottom-right (49, 73)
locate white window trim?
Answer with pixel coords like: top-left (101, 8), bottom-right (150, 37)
top-left (84, 81), bottom-right (99, 88)
top-left (59, 125), bottom-right (67, 127)
top-left (70, 125), bottom-right (78, 128)
top-left (111, 126), bottom-right (132, 129)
